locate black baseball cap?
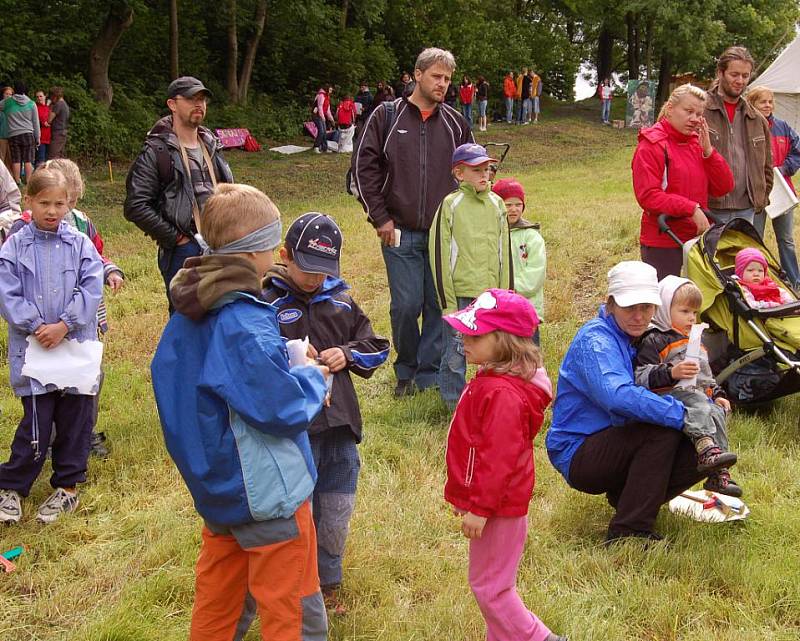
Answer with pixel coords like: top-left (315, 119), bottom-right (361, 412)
top-left (285, 213), bottom-right (342, 276)
top-left (167, 76), bottom-right (212, 99)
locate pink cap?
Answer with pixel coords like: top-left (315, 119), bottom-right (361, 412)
top-left (443, 289), bottom-right (539, 337)
top-left (735, 248), bottom-right (768, 279)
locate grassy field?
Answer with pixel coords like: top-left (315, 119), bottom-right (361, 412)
top-left (1, 102), bottom-right (799, 641)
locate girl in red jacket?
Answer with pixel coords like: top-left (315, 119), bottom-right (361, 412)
top-left (443, 288), bottom-right (566, 641)
top-left (632, 83), bottom-right (734, 279)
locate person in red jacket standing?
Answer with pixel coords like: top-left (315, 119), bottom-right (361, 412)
top-left (34, 90), bottom-right (50, 167)
top-left (443, 289), bottom-right (567, 641)
top-left (632, 84), bottom-right (734, 279)
top-left (459, 75), bottom-right (475, 127)
top-left (503, 71), bottom-right (516, 124)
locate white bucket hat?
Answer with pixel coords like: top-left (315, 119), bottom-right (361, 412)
top-left (607, 261), bottom-right (661, 307)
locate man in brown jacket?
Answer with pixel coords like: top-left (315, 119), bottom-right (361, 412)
top-left (351, 47), bottom-right (472, 397)
top-left (704, 46), bottom-right (772, 229)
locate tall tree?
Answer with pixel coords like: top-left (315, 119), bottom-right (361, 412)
top-left (88, 1), bottom-right (135, 106)
top-left (169, 0), bottom-right (179, 79)
top-left (224, 0), bottom-right (268, 104)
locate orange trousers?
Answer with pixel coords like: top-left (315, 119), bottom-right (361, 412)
top-left (190, 501), bottom-right (326, 641)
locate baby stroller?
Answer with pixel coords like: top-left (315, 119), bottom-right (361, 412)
top-left (659, 214), bottom-right (800, 405)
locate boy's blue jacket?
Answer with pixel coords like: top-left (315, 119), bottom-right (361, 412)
top-left (546, 306), bottom-right (685, 484)
top-left (151, 255), bottom-right (328, 526)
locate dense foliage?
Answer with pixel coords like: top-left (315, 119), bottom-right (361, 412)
top-left (0, 0), bottom-right (796, 158)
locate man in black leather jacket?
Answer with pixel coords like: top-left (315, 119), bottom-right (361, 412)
top-left (124, 76), bottom-right (233, 312)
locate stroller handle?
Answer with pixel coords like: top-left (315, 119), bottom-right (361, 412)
top-left (657, 209), bottom-right (722, 248)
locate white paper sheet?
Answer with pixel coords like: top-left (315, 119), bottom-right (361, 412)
top-left (269, 145), bottom-right (313, 155)
top-left (675, 322), bottom-right (708, 389)
top-left (285, 337), bottom-right (309, 368)
top-left (21, 336), bottom-right (103, 395)
top-left (766, 167), bottom-right (799, 219)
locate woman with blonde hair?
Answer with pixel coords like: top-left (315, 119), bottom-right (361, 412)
top-left (631, 84), bottom-right (735, 278)
top-left (746, 84), bottom-right (800, 288)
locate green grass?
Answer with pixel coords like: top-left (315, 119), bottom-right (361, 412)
top-left (1, 106), bottom-right (800, 641)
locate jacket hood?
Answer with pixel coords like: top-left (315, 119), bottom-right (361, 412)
top-left (263, 264), bottom-right (348, 301)
top-left (510, 217), bottom-right (537, 230)
top-left (480, 367), bottom-right (552, 407)
top-left (171, 254), bottom-right (262, 321)
top-left (652, 275), bottom-right (691, 332)
top-left (12, 94), bottom-right (31, 105)
top-left (146, 115), bottom-right (219, 151)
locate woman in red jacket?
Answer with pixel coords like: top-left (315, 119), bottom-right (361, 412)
top-left (443, 289), bottom-right (566, 641)
top-left (34, 90), bottom-right (51, 167)
top-left (459, 75), bottom-right (475, 127)
top-left (632, 84), bottom-right (734, 279)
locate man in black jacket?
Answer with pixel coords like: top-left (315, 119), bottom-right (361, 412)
top-left (351, 48), bottom-right (472, 397)
top-left (124, 76), bottom-right (233, 312)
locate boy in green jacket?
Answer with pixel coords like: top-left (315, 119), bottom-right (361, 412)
top-left (430, 143), bottom-right (513, 408)
top-left (492, 178), bottom-right (546, 344)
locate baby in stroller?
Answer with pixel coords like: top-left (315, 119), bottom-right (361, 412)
top-left (635, 276), bottom-right (742, 497)
top-left (735, 248), bottom-right (794, 309)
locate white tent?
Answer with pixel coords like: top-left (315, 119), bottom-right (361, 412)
top-left (756, 34), bottom-right (800, 132)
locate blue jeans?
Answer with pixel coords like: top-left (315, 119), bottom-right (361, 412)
top-left (505, 98), bottom-right (514, 123)
top-left (522, 98), bottom-right (532, 122)
top-left (601, 99), bottom-right (611, 123)
top-left (35, 143), bottom-right (48, 167)
top-left (440, 297), bottom-right (473, 408)
top-left (478, 100), bottom-right (488, 118)
top-left (709, 208), bottom-right (755, 228)
top-left (381, 228), bottom-right (442, 389)
top-left (462, 103), bottom-right (473, 124)
top-left (158, 238), bottom-right (202, 314)
top-left (759, 209), bottom-right (800, 287)
top-left (313, 115), bottom-right (328, 151)
top-left (310, 429), bottom-right (359, 588)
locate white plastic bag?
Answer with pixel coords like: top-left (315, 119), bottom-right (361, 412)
top-left (22, 336), bottom-right (103, 395)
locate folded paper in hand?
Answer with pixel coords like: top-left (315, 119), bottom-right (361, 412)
top-left (21, 336), bottom-right (103, 395)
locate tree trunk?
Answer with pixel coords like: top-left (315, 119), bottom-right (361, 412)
top-left (340, 0), bottom-right (349, 30)
top-left (626, 12), bottom-right (640, 79)
top-left (88, 1), bottom-right (134, 107)
top-left (169, 0), bottom-right (179, 79)
top-left (656, 50), bottom-right (674, 111)
top-left (225, 0), bottom-right (239, 102)
top-left (596, 24), bottom-right (614, 84)
top-left (237, 0), bottom-right (267, 104)
top-left (643, 17), bottom-right (654, 79)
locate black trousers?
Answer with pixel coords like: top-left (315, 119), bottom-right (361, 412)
top-left (568, 422), bottom-right (705, 534)
top-left (640, 245), bottom-right (683, 280)
top-left (0, 392), bottom-right (94, 497)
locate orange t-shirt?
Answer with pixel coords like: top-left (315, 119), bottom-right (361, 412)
top-left (421, 109), bottom-right (433, 121)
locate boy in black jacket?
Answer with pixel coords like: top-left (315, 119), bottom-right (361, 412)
top-left (262, 213), bottom-right (390, 614)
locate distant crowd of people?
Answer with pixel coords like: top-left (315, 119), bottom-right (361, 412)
top-left (0, 82), bottom-right (70, 184)
top-left (309, 65), bottom-right (544, 151)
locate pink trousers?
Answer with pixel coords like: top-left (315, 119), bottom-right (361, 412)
top-left (468, 515), bottom-right (552, 641)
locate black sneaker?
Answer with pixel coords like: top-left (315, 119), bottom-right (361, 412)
top-left (704, 469), bottom-right (743, 497)
top-left (393, 379), bottom-right (416, 398)
top-left (696, 446), bottom-right (737, 475)
top-left (90, 431), bottom-right (109, 459)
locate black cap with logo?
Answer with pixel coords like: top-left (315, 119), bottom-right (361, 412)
top-left (285, 213), bottom-right (343, 276)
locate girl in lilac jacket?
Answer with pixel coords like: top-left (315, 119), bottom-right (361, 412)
top-left (0, 167), bottom-right (103, 525)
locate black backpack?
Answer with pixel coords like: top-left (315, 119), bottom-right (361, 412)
top-left (345, 100), bottom-right (396, 197)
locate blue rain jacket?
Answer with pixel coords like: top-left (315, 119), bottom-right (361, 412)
top-left (151, 292), bottom-right (328, 526)
top-left (546, 305), bottom-right (685, 484)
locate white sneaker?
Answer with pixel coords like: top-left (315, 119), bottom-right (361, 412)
top-left (0, 489), bottom-right (22, 524)
top-left (313, 148), bottom-right (322, 154)
top-left (36, 488), bottom-right (79, 524)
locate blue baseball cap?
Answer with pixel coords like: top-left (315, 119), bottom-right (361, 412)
top-left (452, 143), bottom-right (498, 168)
